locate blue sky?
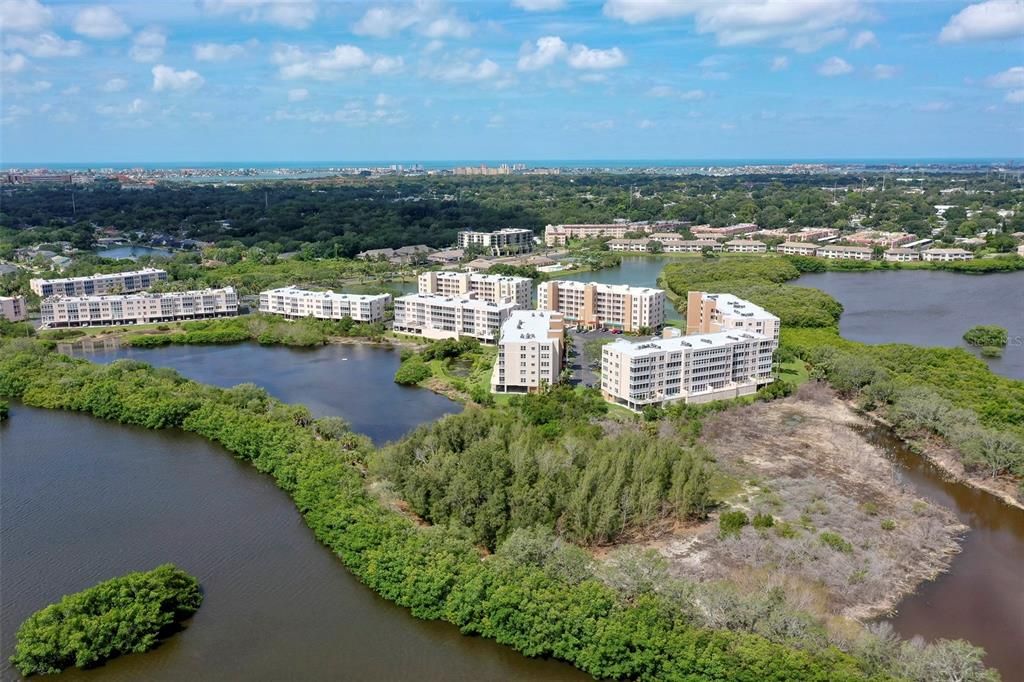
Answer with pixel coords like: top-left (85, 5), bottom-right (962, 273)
top-left (1, 0), bottom-right (1022, 163)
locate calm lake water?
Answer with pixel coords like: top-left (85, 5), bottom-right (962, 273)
top-left (95, 246), bottom-right (174, 260)
top-left (61, 342), bottom-right (459, 445)
top-left (0, 405), bottom-right (586, 682)
top-left (797, 270), bottom-right (1024, 380)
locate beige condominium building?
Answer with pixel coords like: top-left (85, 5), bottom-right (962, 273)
top-left (686, 291), bottom-right (780, 346)
top-left (816, 245), bottom-right (873, 261)
top-left (457, 228), bottom-right (534, 254)
top-left (600, 329), bottom-right (776, 410)
top-left (884, 248), bottom-right (921, 262)
top-left (724, 239), bottom-right (767, 253)
top-left (418, 271), bottom-right (532, 309)
top-left (777, 242), bottom-right (818, 256)
top-left (921, 248), bottom-right (973, 262)
top-left (537, 281), bottom-right (665, 332)
top-left (491, 310), bottom-right (565, 394)
top-left (259, 286), bottom-right (390, 322)
top-left (30, 268), bottom-right (167, 297)
top-left (40, 287), bottom-right (238, 328)
top-left (393, 292), bottom-right (516, 343)
top-left (690, 223), bottom-right (759, 239)
top-left (543, 220), bottom-right (686, 246)
top-left (0, 294), bottom-right (27, 322)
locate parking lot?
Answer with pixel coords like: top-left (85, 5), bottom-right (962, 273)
top-left (566, 328), bottom-right (620, 387)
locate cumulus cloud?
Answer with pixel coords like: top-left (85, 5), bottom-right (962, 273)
top-left (517, 35), bottom-right (567, 71)
top-left (939, 0), bottom-right (1024, 43)
top-left (781, 27), bottom-right (846, 53)
top-left (1005, 89), bottom-right (1024, 104)
top-left (646, 85), bottom-right (705, 100)
top-left (916, 101), bottom-right (951, 112)
top-left (850, 30), bottom-right (878, 49)
top-left (817, 56), bottom-right (852, 76)
top-left (872, 63), bottom-right (899, 80)
top-left (428, 57), bottom-right (500, 82)
top-left (771, 55), bottom-right (790, 71)
top-left (73, 5), bottom-right (130, 39)
top-left (637, 118), bottom-right (655, 129)
top-left (567, 44), bottom-right (626, 69)
top-left (152, 64), bottom-right (204, 92)
top-left (0, 0), bottom-right (52, 33)
top-left (101, 77), bottom-right (128, 92)
top-left (353, 2), bottom-right (472, 39)
top-left (96, 97), bottom-right (146, 117)
top-left (985, 65), bottom-right (1024, 88)
top-left (200, 0), bottom-right (317, 29)
top-left (5, 32), bottom-right (83, 57)
top-left (0, 51), bottom-right (27, 73)
top-left (130, 28), bottom-right (166, 62)
top-left (603, 0), bottom-right (869, 48)
top-left (194, 42), bottom-right (248, 61)
top-left (272, 44), bottom-right (402, 80)
top-left (512, 0), bottom-right (566, 10)
top-left (287, 87), bottom-right (308, 101)
top-left (271, 99), bottom-right (407, 126)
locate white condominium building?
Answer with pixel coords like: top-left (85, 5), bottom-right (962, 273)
top-left (393, 293), bottom-right (516, 343)
top-left (30, 268), bottom-right (167, 297)
top-left (457, 228), bottom-right (534, 254)
top-left (0, 295), bottom-right (27, 322)
top-left (600, 330), bottom-right (776, 410)
top-left (258, 286), bottom-right (390, 322)
top-left (418, 271), bottom-right (532, 309)
top-left (543, 220), bottom-right (686, 246)
top-left (884, 248), bottom-right (920, 262)
top-left (922, 248), bottom-right (973, 262)
top-left (40, 287), bottom-right (238, 328)
top-left (537, 281), bottom-right (665, 332)
top-left (724, 239), bottom-right (767, 253)
top-left (777, 242), bottom-right (818, 256)
top-left (491, 310), bottom-right (565, 394)
top-left (816, 245), bottom-right (873, 260)
top-left (686, 292), bottom-right (779, 346)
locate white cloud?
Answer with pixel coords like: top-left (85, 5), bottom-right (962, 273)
top-left (194, 42), bottom-right (248, 61)
top-left (567, 44), bottom-right (626, 70)
top-left (603, 0), bottom-right (869, 49)
top-left (647, 84), bottom-right (675, 97)
top-left (152, 64), bottom-right (204, 92)
top-left (583, 119), bottom-right (614, 131)
top-left (73, 5), bottom-right (130, 39)
top-left (287, 87), bottom-right (308, 101)
top-left (781, 27), bottom-right (846, 53)
top-left (637, 118), bottom-right (655, 129)
top-left (6, 79), bottom-right (50, 94)
top-left (817, 56), bottom-right (852, 76)
top-left (850, 30), bottom-right (878, 49)
top-left (916, 101), bottom-right (951, 112)
top-left (0, 0), bottom-right (51, 33)
top-left (200, 0), bottom-right (317, 29)
top-left (0, 51), bottom-right (27, 73)
top-left (771, 55), bottom-right (789, 71)
top-left (272, 44), bottom-right (402, 80)
top-left (429, 57), bottom-right (500, 82)
top-left (939, 0), bottom-right (1024, 43)
top-left (62, 85), bottom-right (80, 95)
top-left (680, 88), bottom-right (705, 100)
top-left (191, 111), bottom-right (214, 121)
top-left (645, 85), bottom-right (705, 99)
top-left (486, 113), bottom-right (504, 127)
top-left (985, 65), bottom-right (1024, 89)
top-left (517, 35), bottom-right (567, 71)
top-left (512, 0), bottom-right (565, 10)
top-left (130, 28), bottom-right (166, 62)
top-left (96, 97), bottom-right (146, 117)
top-left (50, 110), bottom-right (77, 123)
top-left (6, 32), bottom-right (83, 57)
top-left (271, 99), bottom-right (407, 126)
top-left (353, 2), bottom-right (473, 39)
top-left (872, 63), bottom-right (898, 80)
top-left (101, 77), bottom-right (128, 92)
top-left (1005, 89), bottom-right (1024, 103)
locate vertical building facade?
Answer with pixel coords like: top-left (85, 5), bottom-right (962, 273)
top-left (537, 281), bottom-right (665, 332)
top-left (393, 293), bottom-right (516, 343)
top-left (491, 310), bottom-right (565, 394)
top-left (0, 294), bottom-right (27, 322)
top-left (456, 228), bottom-right (535, 254)
top-left (258, 286), bottom-right (390, 322)
top-left (686, 292), bottom-right (780, 346)
top-left (30, 268), bottom-right (168, 297)
top-left (418, 271), bottom-right (532, 309)
top-left (40, 287), bottom-right (238, 328)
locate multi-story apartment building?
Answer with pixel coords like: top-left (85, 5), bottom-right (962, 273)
top-left (418, 271), bottom-right (531, 309)
top-left (777, 242), bottom-right (818, 256)
top-left (543, 220), bottom-right (686, 246)
top-left (537, 281), bottom-right (665, 332)
top-left (847, 230), bottom-right (916, 248)
top-left (755, 227), bottom-right (838, 242)
top-left (30, 268), bottom-right (167, 297)
top-left (690, 223), bottom-right (758, 239)
top-left (606, 238), bottom-right (654, 252)
top-left (457, 228), bottom-right (534, 254)
top-left (686, 292), bottom-right (780, 346)
top-left (0, 294), bottom-right (27, 322)
top-left (605, 238), bottom-right (721, 253)
top-left (816, 245), bottom-right (873, 261)
top-left (40, 287), bottom-right (238, 328)
top-left (392, 293), bottom-right (516, 343)
top-left (921, 248), bottom-right (973, 262)
top-left (884, 248), bottom-right (921, 262)
top-left (600, 329), bottom-right (776, 410)
top-left (724, 239), bottom-right (767, 253)
top-left (490, 310), bottom-right (565, 394)
top-left (258, 286), bottom-right (390, 322)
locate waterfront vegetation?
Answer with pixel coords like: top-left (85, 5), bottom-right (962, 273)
top-left (121, 314), bottom-right (387, 348)
top-left (1, 339), bottom-right (1000, 681)
top-left (393, 338), bottom-right (498, 405)
top-left (0, 399), bottom-right (7, 420)
top-left (785, 254), bottom-right (1024, 275)
top-left (10, 564), bottom-right (202, 676)
top-left (962, 325), bottom-right (1008, 355)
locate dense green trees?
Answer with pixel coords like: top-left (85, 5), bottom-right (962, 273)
top-left (962, 325), bottom-right (1008, 348)
top-left (10, 564), bottom-right (202, 676)
top-left (123, 315), bottom-right (387, 348)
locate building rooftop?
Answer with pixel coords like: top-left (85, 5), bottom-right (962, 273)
top-left (31, 267), bottom-right (166, 284)
top-left (924, 248), bottom-right (972, 254)
top-left (433, 271), bottom-right (531, 284)
top-left (549, 280), bottom-right (664, 295)
top-left (45, 287), bottom-right (235, 303)
top-left (262, 286), bottom-right (389, 302)
top-left (724, 239), bottom-right (764, 245)
top-left (704, 292), bottom-right (778, 321)
top-left (500, 310), bottom-right (562, 342)
top-left (396, 292), bottom-right (517, 310)
top-left (605, 329), bottom-right (769, 357)
top-left (820, 245), bottom-right (872, 252)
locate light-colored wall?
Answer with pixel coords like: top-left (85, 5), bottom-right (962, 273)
top-left (0, 295), bottom-right (27, 322)
top-left (41, 288), bottom-right (238, 328)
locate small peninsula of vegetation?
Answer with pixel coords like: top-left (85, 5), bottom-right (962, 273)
top-left (963, 325), bottom-right (1009, 359)
top-left (10, 564), bottom-right (202, 676)
top-left (121, 314), bottom-right (387, 348)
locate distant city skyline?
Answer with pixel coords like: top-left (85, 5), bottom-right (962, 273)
top-left (1, 0), bottom-right (1023, 162)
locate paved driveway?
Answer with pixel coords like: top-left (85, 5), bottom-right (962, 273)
top-left (566, 329), bottom-right (618, 387)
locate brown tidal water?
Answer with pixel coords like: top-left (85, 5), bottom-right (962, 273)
top-left (0, 405), bottom-right (587, 682)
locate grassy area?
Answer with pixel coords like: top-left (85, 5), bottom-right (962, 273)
top-left (777, 358), bottom-right (811, 388)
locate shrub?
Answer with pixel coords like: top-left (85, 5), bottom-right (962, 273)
top-left (719, 510), bottom-right (750, 538)
top-left (394, 357), bottom-right (431, 385)
top-left (963, 325), bottom-right (1007, 348)
top-left (10, 564), bottom-right (202, 676)
top-left (752, 512), bottom-right (775, 529)
top-left (979, 346), bottom-right (1003, 358)
top-left (880, 519), bottom-right (896, 531)
top-left (819, 531), bottom-right (853, 553)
